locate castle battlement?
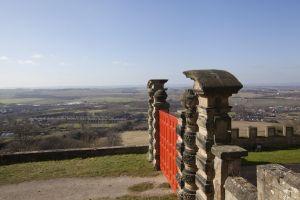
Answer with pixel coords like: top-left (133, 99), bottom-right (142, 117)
top-left (231, 125), bottom-right (300, 150)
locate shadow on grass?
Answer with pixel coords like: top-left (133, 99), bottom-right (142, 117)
top-left (241, 158), bottom-right (270, 166)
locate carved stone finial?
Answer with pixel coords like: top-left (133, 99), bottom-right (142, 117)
top-left (183, 69), bottom-right (243, 95)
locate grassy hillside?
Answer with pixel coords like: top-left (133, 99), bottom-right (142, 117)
top-left (0, 154), bottom-right (158, 185)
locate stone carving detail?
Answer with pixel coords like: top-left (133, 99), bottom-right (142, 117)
top-left (181, 89), bottom-right (199, 199)
top-left (183, 69), bottom-right (243, 200)
top-left (176, 111), bottom-right (186, 197)
top-left (147, 80), bottom-right (168, 162)
top-left (152, 88), bottom-right (170, 170)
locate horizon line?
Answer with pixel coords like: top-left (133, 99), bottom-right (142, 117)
top-left (1, 83), bottom-right (300, 90)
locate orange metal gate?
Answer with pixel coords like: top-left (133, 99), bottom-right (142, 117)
top-left (159, 110), bottom-right (178, 192)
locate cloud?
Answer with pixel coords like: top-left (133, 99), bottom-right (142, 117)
top-left (58, 62), bottom-right (72, 67)
top-left (0, 56), bottom-right (9, 61)
top-left (17, 59), bottom-right (37, 65)
top-left (31, 53), bottom-right (44, 59)
top-left (112, 60), bottom-right (135, 66)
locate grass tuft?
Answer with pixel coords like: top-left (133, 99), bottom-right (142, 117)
top-left (128, 182), bottom-right (155, 192)
top-left (157, 182), bottom-right (170, 189)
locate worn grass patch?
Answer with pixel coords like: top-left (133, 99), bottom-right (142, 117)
top-left (157, 182), bottom-right (170, 189)
top-left (0, 154), bottom-right (159, 185)
top-left (242, 147), bottom-right (300, 165)
top-left (128, 182), bottom-right (155, 192)
top-left (121, 131), bottom-right (148, 146)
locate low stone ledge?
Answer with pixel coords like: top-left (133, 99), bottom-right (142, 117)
top-left (257, 164), bottom-right (300, 200)
top-left (224, 176), bottom-right (257, 200)
top-left (212, 145), bottom-right (248, 159)
top-left (0, 145), bottom-right (148, 165)
top-left (257, 164), bottom-right (300, 189)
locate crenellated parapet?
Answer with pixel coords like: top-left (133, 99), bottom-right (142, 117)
top-left (231, 125), bottom-right (300, 150)
top-left (147, 79), bottom-right (168, 162)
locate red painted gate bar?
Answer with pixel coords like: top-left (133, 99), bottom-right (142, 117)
top-left (159, 110), bottom-right (178, 192)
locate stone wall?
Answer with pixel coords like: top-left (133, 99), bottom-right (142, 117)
top-left (257, 164), bottom-right (300, 200)
top-left (0, 145), bottom-right (148, 165)
top-left (231, 126), bottom-right (300, 150)
top-left (224, 176), bottom-right (257, 200)
top-left (223, 164), bottom-right (300, 200)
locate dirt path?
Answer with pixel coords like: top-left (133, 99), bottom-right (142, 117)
top-left (0, 175), bottom-right (173, 200)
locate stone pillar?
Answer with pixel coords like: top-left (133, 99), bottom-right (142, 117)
top-left (183, 69), bottom-right (243, 200)
top-left (147, 79), bottom-right (168, 162)
top-left (152, 87), bottom-right (170, 170)
top-left (181, 89), bottom-right (199, 199)
top-left (176, 110), bottom-right (186, 198)
top-left (211, 145), bottom-right (248, 200)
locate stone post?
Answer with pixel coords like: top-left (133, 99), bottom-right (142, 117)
top-left (183, 69), bottom-right (243, 200)
top-left (211, 145), bottom-right (248, 200)
top-left (181, 89), bottom-right (199, 199)
top-left (147, 79), bottom-right (168, 162)
top-left (152, 86), bottom-right (170, 170)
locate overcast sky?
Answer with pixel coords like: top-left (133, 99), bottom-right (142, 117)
top-left (0, 0), bottom-right (299, 88)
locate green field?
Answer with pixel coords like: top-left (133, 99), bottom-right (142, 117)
top-left (80, 96), bottom-right (139, 103)
top-left (0, 98), bottom-right (44, 104)
top-left (242, 147), bottom-right (300, 165)
top-left (120, 131), bottom-right (148, 146)
top-left (0, 154), bottom-right (158, 185)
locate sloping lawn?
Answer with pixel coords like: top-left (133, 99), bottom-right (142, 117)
top-left (242, 147), bottom-right (300, 165)
top-left (0, 154), bottom-right (159, 185)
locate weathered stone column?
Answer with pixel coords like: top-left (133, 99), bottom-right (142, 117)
top-left (183, 70), bottom-right (243, 200)
top-left (176, 110), bottom-right (186, 197)
top-left (147, 79), bottom-right (168, 162)
top-left (211, 145), bottom-right (248, 200)
top-left (181, 89), bottom-right (199, 199)
top-left (152, 86), bottom-right (170, 170)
